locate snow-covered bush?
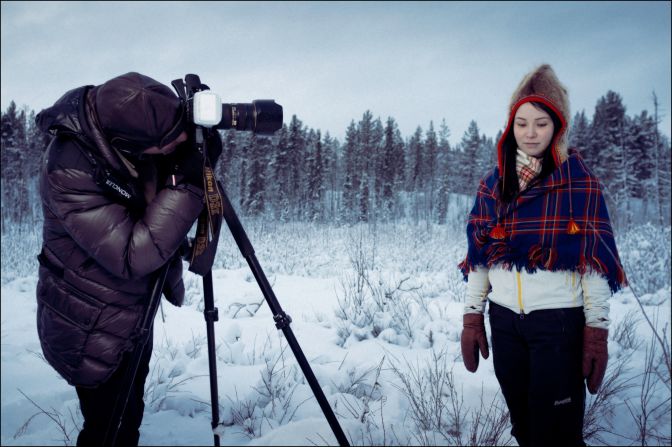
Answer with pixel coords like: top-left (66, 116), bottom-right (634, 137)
top-left (617, 223), bottom-right (671, 295)
top-left (334, 251), bottom-right (430, 347)
top-left (220, 336), bottom-right (309, 439)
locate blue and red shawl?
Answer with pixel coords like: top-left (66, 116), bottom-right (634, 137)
top-left (459, 149), bottom-right (628, 294)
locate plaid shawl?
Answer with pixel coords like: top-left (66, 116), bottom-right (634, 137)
top-left (459, 149), bottom-right (627, 294)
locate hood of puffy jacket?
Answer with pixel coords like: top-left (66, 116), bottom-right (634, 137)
top-left (36, 85), bottom-right (93, 140)
top-left (36, 85), bottom-right (130, 173)
top-left (92, 72), bottom-right (185, 154)
top-left (37, 72), bottom-right (185, 158)
top-left (496, 64), bottom-right (570, 175)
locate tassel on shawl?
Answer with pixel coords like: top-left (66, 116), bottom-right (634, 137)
top-left (567, 219), bottom-right (580, 235)
top-left (490, 225), bottom-right (507, 239)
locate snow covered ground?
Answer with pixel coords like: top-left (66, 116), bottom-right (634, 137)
top-left (1, 221), bottom-right (670, 446)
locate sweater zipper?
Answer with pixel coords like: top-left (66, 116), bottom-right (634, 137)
top-left (516, 270), bottom-right (524, 318)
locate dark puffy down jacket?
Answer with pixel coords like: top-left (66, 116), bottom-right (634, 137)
top-left (35, 82), bottom-right (204, 388)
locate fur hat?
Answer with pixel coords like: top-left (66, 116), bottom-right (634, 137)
top-left (497, 64), bottom-right (570, 173)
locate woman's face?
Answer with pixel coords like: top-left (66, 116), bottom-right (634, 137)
top-left (513, 102), bottom-right (555, 159)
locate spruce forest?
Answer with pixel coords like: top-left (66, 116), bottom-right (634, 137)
top-left (2, 89), bottom-right (669, 232)
top-left (2, 91), bottom-right (670, 233)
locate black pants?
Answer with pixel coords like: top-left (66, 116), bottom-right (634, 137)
top-left (489, 301), bottom-right (586, 447)
top-left (75, 334), bottom-right (153, 447)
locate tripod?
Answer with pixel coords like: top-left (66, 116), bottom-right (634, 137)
top-left (107, 72), bottom-right (350, 446)
top-left (104, 186), bottom-right (350, 446)
top-left (201, 186), bottom-right (350, 446)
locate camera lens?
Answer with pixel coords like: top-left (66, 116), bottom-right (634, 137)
top-left (218, 101), bottom-right (283, 134)
top-left (220, 103), bottom-right (253, 131)
top-left (252, 100), bottom-right (283, 135)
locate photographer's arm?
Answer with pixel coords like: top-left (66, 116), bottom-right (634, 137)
top-left (44, 144), bottom-right (204, 279)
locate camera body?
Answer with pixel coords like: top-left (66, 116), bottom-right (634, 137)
top-left (174, 74), bottom-right (283, 135)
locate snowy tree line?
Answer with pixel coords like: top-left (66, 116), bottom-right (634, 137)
top-left (1, 89), bottom-right (670, 231)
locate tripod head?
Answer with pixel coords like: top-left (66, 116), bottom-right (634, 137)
top-left (170, 74), bottom-right (283, 276)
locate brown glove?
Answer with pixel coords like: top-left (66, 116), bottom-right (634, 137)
top-left (162, 256), bottom-right (185, 307)
top-left (461, 313), bottom-right (489, 372)
top-left (582, 326), bottom-right (609, 394)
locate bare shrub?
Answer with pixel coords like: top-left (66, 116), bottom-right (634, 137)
top-left (335, 232), bottom-right (428, 347)
top-left (144, 363), bottom-right (204, 412)
top-left (612, 309), bottom-right (643, 351)
top-left (583, 347), bottom-right (638, 444)
top-left (15, 389), bottom-right (80, 445)
top-left (624, 310), bottom-right (672, 446)
top-left (225, 388), bottom-right (262, 438)
top-left (388, 348), bottom-right (512, 446)
top-left (223, 335), bottom-right (310, 438)
top-left (184, 330), bottom-right (206, 359)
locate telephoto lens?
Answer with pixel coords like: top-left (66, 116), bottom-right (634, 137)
top-left (218, 100), bottom-right (283, 134)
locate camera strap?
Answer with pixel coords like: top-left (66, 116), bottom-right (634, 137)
top-left (69, 140), bottom-right (146, 212)
top-left (188, 163), bottom-right (223, 276)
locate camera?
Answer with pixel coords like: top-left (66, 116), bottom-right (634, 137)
top-left (172, 74), bottom-right (282, 135)
top-left (192, 91), bottom-right (282, 135)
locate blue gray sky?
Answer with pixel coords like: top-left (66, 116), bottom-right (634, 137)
top-left (2, 1), bottom-right (670, 145)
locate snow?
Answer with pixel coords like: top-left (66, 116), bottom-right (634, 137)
top-left (1, 222), bottom-right (670, 446)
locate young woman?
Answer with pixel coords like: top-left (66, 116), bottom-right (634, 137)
top-left (458, 64), bottom-right (627, 446)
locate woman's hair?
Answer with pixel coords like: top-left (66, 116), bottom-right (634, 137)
top-left (499, 101), bottom-right (563, 203)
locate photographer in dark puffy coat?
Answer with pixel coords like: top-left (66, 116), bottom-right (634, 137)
top-left (35, 72), bottom-right (220, 446)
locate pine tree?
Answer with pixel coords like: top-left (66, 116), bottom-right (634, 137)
top-left (1, 101), bottom-right (28, 225)
top-left (424, 122), bottom-right (438, 222)
top-left (322, 132), bottom-right (340, 221)
top-left (342, 120), bottom-right (359, 221)
top-left (245, 134), bottom-right (269, 215)
top-left (657, 136), bottom-right (671, 225)
top-left (357, 111), bottom-right (375, 222)
top-left (569, 110), bottom-right (591, 154)
top-left (407, 126), bottom-right (423, 223)
top-left (307, 130), bottom-right (325, 221)
top-left (271, 124), bottom-right (291, 220)
top-left (589, 91), bottom-right (628, 225)
top-left (287, 115), bottom-right (305, 219)
top-left (217, 130), bottom-right (236, 195)
top-left (461, 120), bottom-right (483, 195)
top-left (436, 119), bottom-right (451, 224)
top-left (651, 91), bottom-right (668, 226)
top-left (380, 117), bottom-right (400, 220)
top-left (409, 126), bottom-right (424, 190)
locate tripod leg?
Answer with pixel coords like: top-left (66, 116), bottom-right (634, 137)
top-left (104, 263), bottom-right (170, 446)
top-left (218, 190), bottom-right (351, 446)
top-left (203, 270), bottom-right (221, 446)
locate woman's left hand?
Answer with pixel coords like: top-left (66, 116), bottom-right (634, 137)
top-left (582, 326), bottom-right (609, 394)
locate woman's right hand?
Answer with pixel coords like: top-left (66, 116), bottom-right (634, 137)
top-left (461, 313), bottom-right (490, 372)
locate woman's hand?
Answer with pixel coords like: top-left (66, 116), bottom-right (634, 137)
top-left (461, 313), bottom-right (490, 372)
top-left (582, 326), bottom-right (609, 394)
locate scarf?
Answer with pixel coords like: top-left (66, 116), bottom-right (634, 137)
top-left (459, 149), bottom-right (628, 294)
top-left (516, 149), bottom-right (542, 191)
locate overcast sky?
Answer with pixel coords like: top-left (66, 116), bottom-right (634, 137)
top-left (2, 1), bottom-right (670, 145)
